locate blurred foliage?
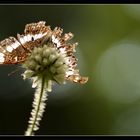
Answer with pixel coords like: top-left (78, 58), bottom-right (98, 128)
top-left (0, 5), bottom-right (140, 135)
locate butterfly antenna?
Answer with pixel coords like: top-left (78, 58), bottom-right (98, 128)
top-left (8, 67), bottom-right (21, 76)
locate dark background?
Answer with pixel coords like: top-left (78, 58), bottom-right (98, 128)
top-left (0, 5), bottom-right (140, 135)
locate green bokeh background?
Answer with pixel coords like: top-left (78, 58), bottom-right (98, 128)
top-left (1, 5), bottom-right (140, 135)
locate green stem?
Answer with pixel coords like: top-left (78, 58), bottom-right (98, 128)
top-left (25, 76), bottom-right (47, 136)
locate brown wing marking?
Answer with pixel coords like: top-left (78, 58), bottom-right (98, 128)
top-left (0, 37), bottom-right (27, 64)
top-left (17, 21), bottom-right (52, 52)
top-left (67, 75), bottom-right (88, 84)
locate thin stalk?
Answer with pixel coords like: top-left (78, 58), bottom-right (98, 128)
top-left (25, 77), bottom-right (47, 136)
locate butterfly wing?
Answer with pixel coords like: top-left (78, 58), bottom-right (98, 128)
top-left (67, 75), bottom-right (88, 84)
top-left (0, 21), bottom-right (52, 64)
top-left (0, 37), bottom-right (27, 64)
top-left (17, 21), bottom-right (52, 52)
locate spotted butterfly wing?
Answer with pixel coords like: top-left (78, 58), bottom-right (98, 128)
top-left (0, 37), bottom-right (26, 64)
top-left (67, 75), bottom-right (88, 84)
top-left (0, 21), bottom-right (51, 64)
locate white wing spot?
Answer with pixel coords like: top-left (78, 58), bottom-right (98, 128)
top-left (59, 48), bottom-right (66, 53)
top-left (19, 37), bottom-right (25, 44)
top-left (26, 34), bottom-right (32, 41)
top-left (0, 53), bottom-right (4, 63)
top-left (11, 42), bottom-right (20, 49)
top-left (52, 35), bottom-right (61, 47)
top-left (34, 34), bottom-right (38, 40)
top-left (0, 53), bottom-right (4, 57)
top-left (14, 56), bottom-right (18, 61)
top-left (37, 33), bottom-right (43, 39)
top-left (33, 33), bottom-right (43, 40)
top-left (66, 70), bottom-right (74, 76)
top-left (23, 36), bottom-right (28, 42)
top-left (6, 46), bottom-right (13, 52)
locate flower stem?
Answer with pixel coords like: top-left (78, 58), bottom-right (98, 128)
top-left (25, 76), bottom-right (48, 136)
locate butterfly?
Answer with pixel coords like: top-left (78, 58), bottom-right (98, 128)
top-left (0, 21), bottom-right (88, 84)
